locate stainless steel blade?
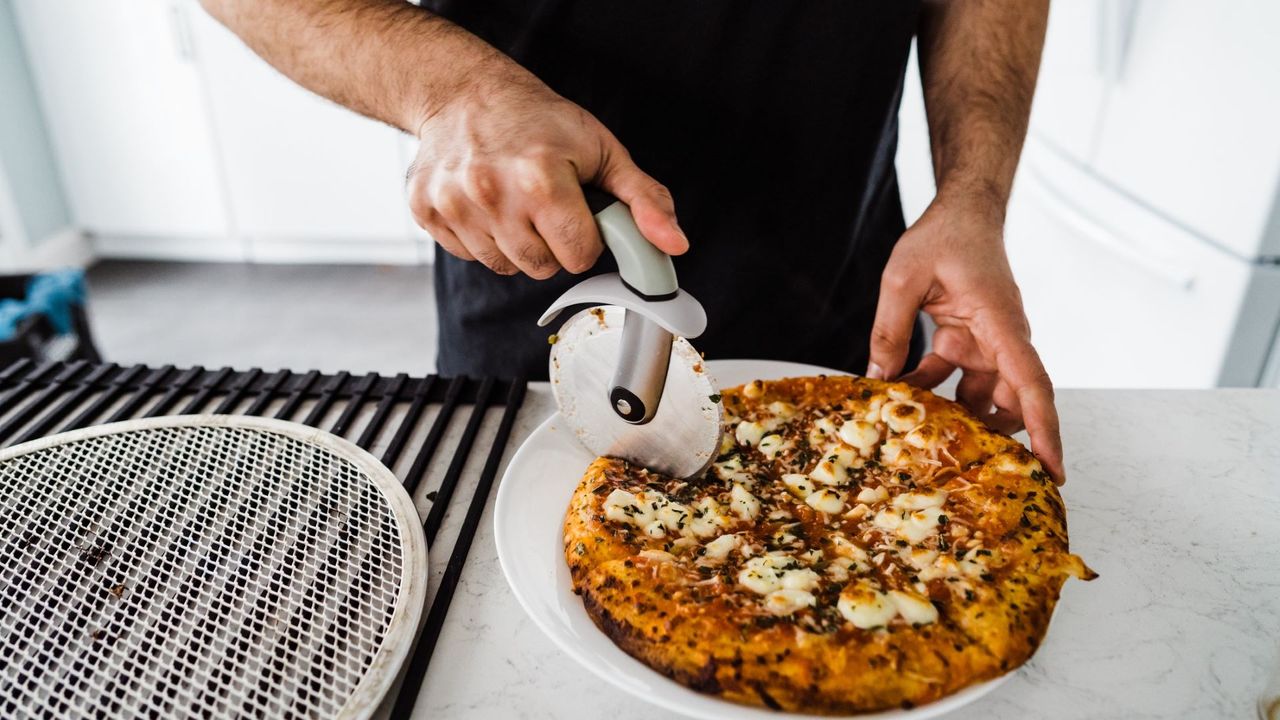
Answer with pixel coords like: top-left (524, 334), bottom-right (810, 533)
top-left (550, 305), bottom-right (722, 479)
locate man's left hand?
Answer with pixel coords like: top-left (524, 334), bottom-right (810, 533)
top-left (865, 199), bottom-right (1064, 483)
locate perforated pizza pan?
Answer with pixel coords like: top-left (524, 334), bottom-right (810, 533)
top-left (0, 415), bottom-right (427, 720)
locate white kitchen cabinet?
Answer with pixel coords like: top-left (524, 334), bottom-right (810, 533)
top-left (1027, 0), bottom-right (1110, 164)
top-left (187, 6), bottom-right (420, 264)
top-left (1006, 140), bottom-right (1280, 388)
top-left (12, 0), bottom-right (231, 246)
top-left (1089, 0), bottom-right (1280, 258)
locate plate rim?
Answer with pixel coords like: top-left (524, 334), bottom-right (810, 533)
top-left (494, 359), bottom-right (1011, 720)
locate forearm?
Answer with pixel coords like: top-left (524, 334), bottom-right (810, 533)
top-left (916, 0), bottom-right (1049, 221)
top-left (199, 0), bottom-right (520, 134)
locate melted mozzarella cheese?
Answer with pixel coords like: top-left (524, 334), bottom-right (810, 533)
top-left (993, 452), bottom-right (1043, 476)
top-left (902, 547), bottom-right (939, 572)
top-left (881, 400), bottom-right (926, 434)
top-left (642, 520), bottom-right (666, 538)
top-left (729, 483), bottom-right (761, 521)
top-left (638, 549), bottom-right (675, 563)
top-left (757, 433), bottom-right (792, 459)
top-left (735, 420), bottom-right (768, 447)
top-left (844, 503), bottom-right (870, 520)
top-left (809, 457), bottom-right (847, 486)
top-left (782, 473), bottom-right (816, 499)
top-left (689, 497), bottom-right (730, 538)
top-left (767, 401), bottom-right (797, 421)
top-left (712, 455), bottom-right (752, 484)
top-left (917, 553), bottom-right (960, 582)
top-left (873, 509), bottom-right (903, 532)
top-left (657, 503), bottom-right (690, 533)
top-left (886, 385), bottom-right (914, 402)
top-left (764, 589), bottom-right (816, 616)
top-left (742, 380), bottom-right (765, 399)
top-left (780, 567), bottom-right (820, 592)
top-left (825, 558), bottom-right (852, 582)
top-left (739, 553), bottom-right (803, 595)
top-left (904, 423), bottom-right (943, 452)
top-left (831, 535), bottom-right (870, 567)
top-left (888, 590), bottom-right (938, 625)
top-left (856, 485), bottom-right (888, 504)
top-left (838, 582), bottom-right (897, 629)
top-left (717, 432), bottom-right (735, 457)
top-left (824, 443), bottom-right (860, 469)
top-left (805, 488), bottom-right (846, 514)
top-left (892, 490), bottom-right (947, 510)
top-left (630, 491), bottom-right (663, 526)
top-left (899, 507), bottom-right (944, 544)
top-left (738, 557), bottom-right (782, 595)
top-left (863, 395), bottom-right (886, 423)
top-left (702, 533), bottom-right (739, 562)
top-left (838, 419), bottom-right (881, 454)
top-left (880, 437), bottom-right (911, 466)
top-left (603, 489), bottom-right (636, 523)
top-left (808, 417), bottom-right (839, 446)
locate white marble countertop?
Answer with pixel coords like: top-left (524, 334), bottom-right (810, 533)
top-left (405, 385), bottom-right (1280, 719)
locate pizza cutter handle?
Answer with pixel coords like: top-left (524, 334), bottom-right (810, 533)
top-left (582, 187), bottom-right (679, 300)
top-left (582, 187), bottom-right (679, 425)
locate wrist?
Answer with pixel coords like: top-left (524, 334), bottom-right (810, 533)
top-left (403, 20), bottom-right (520, 138)
top-left (929, 177), bottom-right (1010, 229)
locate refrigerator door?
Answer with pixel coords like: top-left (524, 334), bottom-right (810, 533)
top-left (1088, 0), bottom-right (1280, 259)
top-left (1005, 139), bottom-right (1280, 388)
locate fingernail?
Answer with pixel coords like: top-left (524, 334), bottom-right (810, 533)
top-left (866, 362), bottom-right (885, 380)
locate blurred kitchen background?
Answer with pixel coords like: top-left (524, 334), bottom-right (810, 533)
top-left (0, 0), bottom-right (1276, 387)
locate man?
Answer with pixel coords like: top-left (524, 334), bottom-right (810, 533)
top-left (201, 0), bottom-right (1063, 481)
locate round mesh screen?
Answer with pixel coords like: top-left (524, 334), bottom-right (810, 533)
top-left (0, 417), bottom-right (425, 719)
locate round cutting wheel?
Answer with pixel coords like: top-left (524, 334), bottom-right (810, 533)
top-left (0, 416), bottom-right (426, 720)
top-left (549, 305), bottom-right (723, 479)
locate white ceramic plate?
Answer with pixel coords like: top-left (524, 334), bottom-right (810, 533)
top-left (494, 359), bottom-right (1009, 719)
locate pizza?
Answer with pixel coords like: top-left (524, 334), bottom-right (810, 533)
top-left (563, 375), bottom-right (1095, 714)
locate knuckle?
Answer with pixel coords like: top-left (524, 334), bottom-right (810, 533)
top-left (462, 165), bottom-right (501, 212)
top-left (551, 215), bottom-right (600, 273)
top-left (871, 325), bottom-right (905, 352)
top-left (645, 181), bottom-right (674, 207)
top-left (473, 248), bottom-right (511, 273)
top-left (880, 268), bottom-right (912, 294)
top-left (514, 159), bottom-right (556, 200)
top-left (406, 184), bottom-right (436, 225)
top-left (434, 187), bottom-right (466, 219)
top-left (514, 242), bottom-right (559, 276)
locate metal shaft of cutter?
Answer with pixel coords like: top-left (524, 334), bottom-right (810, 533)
top-left (608, 310), bottom-right (673, 424)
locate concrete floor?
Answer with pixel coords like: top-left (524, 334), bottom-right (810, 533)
top-left (84, 260), bottom-right (438, 375)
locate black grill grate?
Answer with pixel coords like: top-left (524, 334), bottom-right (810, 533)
top-left (0, 358), bottom-right (528, 716)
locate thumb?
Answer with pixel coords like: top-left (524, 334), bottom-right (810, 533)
top-left (595, 144), bottom-right (689, 255)
top-left (867, 266), bottom-right (927, 380)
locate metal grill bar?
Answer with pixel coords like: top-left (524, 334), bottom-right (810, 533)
top-left (391, 378), bottom-right (527, 717)
top-left (0, 360), bottom-right (528, 717)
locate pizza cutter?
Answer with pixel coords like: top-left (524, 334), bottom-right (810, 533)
top-left (538, 189), bottom-right (723, 479)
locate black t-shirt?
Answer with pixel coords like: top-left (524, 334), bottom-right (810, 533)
top-left (425, 0), bottom-right (924, 379)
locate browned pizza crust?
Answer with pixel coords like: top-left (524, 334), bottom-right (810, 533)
top-left (564, 376), bottom-right (1095, 714)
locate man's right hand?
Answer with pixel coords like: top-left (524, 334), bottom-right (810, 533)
top-left (406, 71), bottom-right (688, 278)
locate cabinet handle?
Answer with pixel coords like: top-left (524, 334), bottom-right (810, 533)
top-left (169, 2), bottom-right (195, 62)
top-left (1027, 166), bottom-right (1196, 290)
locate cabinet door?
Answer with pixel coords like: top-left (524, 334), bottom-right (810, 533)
top-left (1026, 0), bottom-right (1110, 164)
top-left (188, 5), bottom-right (414, 257)
top-left (1005, 140), bottom-right (1257, 388)
top-left (13, 0), bottom-right (229, 239)
top-left (1091, 0), bottom-right (1280, 258)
